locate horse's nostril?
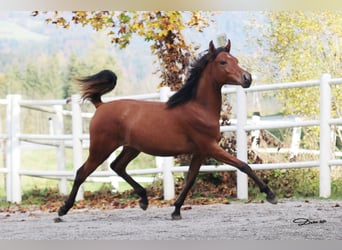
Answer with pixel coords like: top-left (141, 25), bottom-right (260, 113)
top-left (243, 73), bottom-right (252, 82)
top-left (242, 73), bottom-right (252, 88)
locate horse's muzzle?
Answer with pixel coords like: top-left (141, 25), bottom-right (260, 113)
top-left (242, 73), bottom-right (252, 88)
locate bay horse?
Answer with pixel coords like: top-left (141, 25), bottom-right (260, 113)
top-left (58, 40), bottom-right (277, 220)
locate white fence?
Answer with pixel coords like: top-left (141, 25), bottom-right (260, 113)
top-left (1, 74), bottom-right (342, 203)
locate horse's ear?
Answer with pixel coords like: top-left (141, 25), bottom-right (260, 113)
top-left (209, 40), bottom-right (216, 54)
top-left (225, 39), bottom-right (231, 53)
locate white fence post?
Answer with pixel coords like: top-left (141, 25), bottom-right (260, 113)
top-left (6, 94), bottom-right (22, 203)
top-left (158, 86), bottom-right (175, 200)
top-left (161, 156), bottom-right (175, 200)
top-left (236, 87), bottom-right (248, 200)
top-left (319, 74), bottom-right (332, 198)
top-left (52, 105), bottom-right (68, 195)
top-left (71, 94), bottom-right (84, 200)
top-left (290, 117), bottom-right (302, 161)
top-left (251, 112), bottom-right (261, 151)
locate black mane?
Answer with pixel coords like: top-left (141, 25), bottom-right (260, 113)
top-left (166, 46), bottom-right (229, 109)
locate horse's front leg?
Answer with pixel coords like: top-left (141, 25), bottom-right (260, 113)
top-left (172, 154), bottom-right (205, 220)
top-left (209, 145), bottom-right (277, 204)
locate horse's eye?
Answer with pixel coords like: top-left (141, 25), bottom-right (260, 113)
top-left (219, 61), bottom-right (227, 65)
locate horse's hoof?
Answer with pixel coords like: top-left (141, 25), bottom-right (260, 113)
top-left (58, 206), bottom-right (67, 217)
top-left (171, 213), bottom-right (182, 220)
top-left (139, 200), bottom-right (148, 211)
top-left (266, 194), bottom-right (278, 205)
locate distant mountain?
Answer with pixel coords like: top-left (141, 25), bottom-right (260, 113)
top-left (0, 21), bottom-right (49, 41)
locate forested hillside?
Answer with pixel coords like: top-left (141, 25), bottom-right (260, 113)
top-left (0, 12), bottom-right (161, 99)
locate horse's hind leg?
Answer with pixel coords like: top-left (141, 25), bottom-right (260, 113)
top-left (110, 147), bottom-right (148, 210)
top-left (58, 151), bottom-right (113, 216)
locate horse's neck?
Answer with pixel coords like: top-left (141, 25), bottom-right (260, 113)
top-left (195, 75), bottom-right (222, 119)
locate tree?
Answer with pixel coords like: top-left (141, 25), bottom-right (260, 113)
top-left (253, 11), bottom-right (342, 118)
top-left (33, 11), bottom-right (214, 90)
top-left (0, 62), bottom-right (22, 96)
top-left (250, 11), bottom-right (342, 152)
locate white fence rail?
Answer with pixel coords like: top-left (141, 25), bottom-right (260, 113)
top-left (0, 74), bottom-right (342, 203)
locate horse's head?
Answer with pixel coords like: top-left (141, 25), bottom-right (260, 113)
top-left (208, 40), bottom-right (252, 88)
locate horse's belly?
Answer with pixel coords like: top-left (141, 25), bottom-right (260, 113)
top-left (125, 129), bottom-right (194, 156)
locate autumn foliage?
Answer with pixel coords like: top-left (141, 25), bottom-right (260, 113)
top-left (33, 11), bottom-right (214, 90)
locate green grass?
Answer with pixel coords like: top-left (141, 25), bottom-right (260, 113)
top-left (248, 168), bottom-right (342, 200)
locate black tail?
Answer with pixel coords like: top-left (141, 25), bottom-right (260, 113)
top-left (77, 70), bottom-right (117, 108)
